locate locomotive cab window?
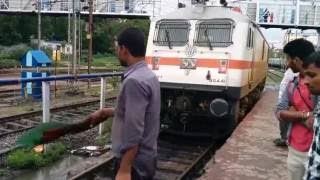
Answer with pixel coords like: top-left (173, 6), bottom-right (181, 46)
top-left (153, 20), bottom-right (190, 48)
top-left (194, 19), bottom-right (234, 49)
top-left (247, 27), bottom-right (254, 48)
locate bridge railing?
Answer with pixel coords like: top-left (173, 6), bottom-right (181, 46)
top-left (0, 72), bottom-right (123, 134)
top-left (231, 0), bottom-right (320, 29)
top-left (0, 0), bottom-right (158, 17)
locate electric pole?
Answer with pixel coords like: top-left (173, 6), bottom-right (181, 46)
top-left (68, 2), bottom-right (71, 75)
top-left (72, 0), bottom-right (77, 76)
top-left (85, 0), bottom-right (93, 88)
top-left (88, 0), bottom-right (93, 77)
top-left (37, 0), bottom-right (41, 49)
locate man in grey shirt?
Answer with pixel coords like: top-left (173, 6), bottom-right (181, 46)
top-left (87, 27), bottom-right (160, 180)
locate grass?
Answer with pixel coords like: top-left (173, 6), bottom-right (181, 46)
top-left (6, 142), bottom-right (67, 169)
top-left (95, 119), bottom-right (112, 146)
top-left (80, 55), bottom-right (122, 70)
top-left (92, 56), bottom-right (122, 70)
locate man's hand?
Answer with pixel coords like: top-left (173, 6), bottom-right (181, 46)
top-left (115, 170), bottom-right (131, 180)
top-left (88, 108), bottom-right (114, 127)
top-left (304, 115), bottom-right (314, 130)
top-left (289, 106), bottom-right (296, 111)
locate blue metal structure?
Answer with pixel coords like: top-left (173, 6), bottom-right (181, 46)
top-left (20, 50), bottom-right (52, 100)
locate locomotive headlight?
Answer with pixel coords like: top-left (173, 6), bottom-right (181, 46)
top-left (180, 58), bottom-right (197, 69)
top-left (219, 59), bottom-right (228, 74)
top-left (152, 57), bottom-right (160, 70)
top-left (210, 98), bottom-right (229, 117)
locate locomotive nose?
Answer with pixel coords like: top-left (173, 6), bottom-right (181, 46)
top-left (209, 98), bottom-right (229, 117)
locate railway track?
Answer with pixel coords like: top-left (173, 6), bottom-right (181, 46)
top-left (0, 97), bottom-right (116, 138)
top-left (70, 134), bottom-right (216, 180)
top-left (267, 69), bottom-right (284, 83)
top-left (0, 89), bottom-right (21, 103)
top-left (0, 89), bottom-right (19, 98)
top-left (0, 97), bottom-right (116, 162)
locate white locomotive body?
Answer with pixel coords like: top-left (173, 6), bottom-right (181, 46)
top-left (146, 5), bottom-right (269, 138)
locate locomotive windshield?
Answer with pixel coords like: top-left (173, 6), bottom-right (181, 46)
top-left (194, 19), bottom-right (234, 48)
top-left (153, 20), bottom-right (190, 48)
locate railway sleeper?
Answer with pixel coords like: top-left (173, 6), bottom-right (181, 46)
top-left (0, 127), bottom-right (12, 132)
top-left (157, 155), bottom-right (194, 165)
top-left (157, 160), bottom-right (188, 173)
top-left (5, 122), bottom-right (30, 130)
top-left (21, 119), bottom-right (40, 125)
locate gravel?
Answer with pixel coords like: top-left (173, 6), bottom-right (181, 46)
top-left (0, 133), bottom-right (22, 150)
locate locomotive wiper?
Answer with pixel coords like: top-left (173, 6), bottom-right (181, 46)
top-left (165, 30), bottom-right (172, 49)
top-left (204, 29), bottom-right (213, 50)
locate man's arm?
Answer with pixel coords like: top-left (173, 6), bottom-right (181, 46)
top-left (279, 106), bottom-right (310, 122)
top-left (42, 108), bottom-right (115, 142)
top-left (275, 83), bottom-right (311, 122)
top-left (278, 110), bottom-right (311, 122)
top-left (278, 69), bottom-right (294, 99)
top-left (116, 145), bottom-right (139, 180)
top-left (277, 102), bottom-right (313, 127)
top-left (88, 107), bottom-right (115, 126)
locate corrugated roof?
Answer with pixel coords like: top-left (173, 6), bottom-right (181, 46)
top-left (31, 50), bottom-right (52, 64)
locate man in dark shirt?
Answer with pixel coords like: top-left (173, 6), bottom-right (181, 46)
top-left (87, 27), bottom-right (161, 180)
top-left (303, 51), bottom-right (320, 180)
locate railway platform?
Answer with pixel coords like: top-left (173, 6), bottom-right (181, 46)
top-left (200, 89), bottom-right (288, 180)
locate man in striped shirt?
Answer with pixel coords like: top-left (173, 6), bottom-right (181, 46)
top-left (303, 51), bottom-right (320, 180)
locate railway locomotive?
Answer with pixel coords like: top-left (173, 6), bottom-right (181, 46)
top-left (145, 0), bottom-right (269, 138)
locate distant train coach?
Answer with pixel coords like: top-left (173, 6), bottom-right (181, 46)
top-left (145, 3), bottom-right (269, 138)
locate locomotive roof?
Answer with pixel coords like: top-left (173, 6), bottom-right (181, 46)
top-left (155, 6), bottom-right (252, 23)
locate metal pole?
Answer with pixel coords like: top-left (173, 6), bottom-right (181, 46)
top-left (72, 0), bottom-right (77, 76)
top-left (42, 80), bottom-right (50, 152)
top-left (256, 2), bottom-right (260, 23)
top-left (152, 0), bottom-right (155, 17)
top-left (78, 6), bottom-right (81, 73)
top-left (99, 77), bottom-right (106, 135)
top-left (317, 29), bottom-right (320, 50)
top-left (88, 0), bottom-right (93, 88)
top-left (296, 0), bottom-right (300, 26)
top-left (42, 81), bottom-right (50, 123)
top-left (55, 49), bottom-right (57, 98)
top-left (68, 2), bottom-right (71, 75)
top-left (37, 0), bottom-right (41, 49)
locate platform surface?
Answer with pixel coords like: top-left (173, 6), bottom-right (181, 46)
top-left (200, 90), bottom-right (288, 180)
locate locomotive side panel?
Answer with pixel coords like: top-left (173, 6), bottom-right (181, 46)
top-left (251, 26), bottom-right (268, 89)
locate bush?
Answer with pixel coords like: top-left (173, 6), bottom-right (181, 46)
top-left (6, 44), bottom-right (31, 60)
top-left (0, 44), bottom-right (30, 68)
top-left (7, 149), bottom-right (44, 169)
top-left (0, 59), bottom-right (19, 69)
top-left (42, 142), bottom-right (66, 164)
top-left (6, 142), bottom-right (67, 169)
